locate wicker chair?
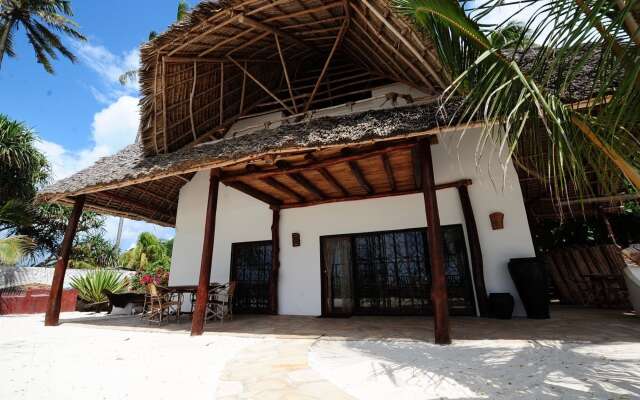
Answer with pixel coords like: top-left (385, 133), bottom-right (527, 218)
top-left (142, 283), bottom-right (181, 324)
top-left (206, 282), bottom-right (237, 323)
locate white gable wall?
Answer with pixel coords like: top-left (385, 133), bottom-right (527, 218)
top-left (170, 127), bottom-right (535, 317)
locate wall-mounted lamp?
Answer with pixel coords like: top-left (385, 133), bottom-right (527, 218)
top-left (489, 212), bottom-right (504, 230)
top-left (292, 232), bottom-right (301, 247)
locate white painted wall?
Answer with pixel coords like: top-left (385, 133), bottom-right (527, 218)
top-left (169, 83), bottom-right (536, 316)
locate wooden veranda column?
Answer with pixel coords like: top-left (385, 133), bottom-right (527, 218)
top-left (191, 169), bottom-right (220, 336)
top-left (269, 206), bottom-right (281, 315)
top-left (457, 184), bottom-right (489, 317)
top-left (418, 139), bottom-right (451, 345)
top-left (45, 195), bottom-right (85, 326)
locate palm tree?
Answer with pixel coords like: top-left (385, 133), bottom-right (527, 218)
top-left (0, 0), bottom-right (86, 73)
top-left (120, 232), bottom-right (171, 272)
top-left (118, 0), bottom-right (190, 85)
top-left (394, 0), bottom-right (640, 205)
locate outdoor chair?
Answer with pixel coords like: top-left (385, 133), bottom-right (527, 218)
top-left (142, 283), bottom-right (182, 324)
top-left (206, 281), bottom-right (236, 323)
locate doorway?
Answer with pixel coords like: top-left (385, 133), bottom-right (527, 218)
top-left (320, 226), bottom-right (475, 317)
top-left (230, 240), bottom-right (272, 313)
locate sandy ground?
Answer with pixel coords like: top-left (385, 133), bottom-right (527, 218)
top-left (1, 312), bottom-right (639, 399)
top-left (0, 312), bottom-right (258, 400)
top-left (309, 339), bottom-right (640, 399)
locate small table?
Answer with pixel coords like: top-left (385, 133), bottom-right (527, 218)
top-left (166, 283), bottom-right (223, 313)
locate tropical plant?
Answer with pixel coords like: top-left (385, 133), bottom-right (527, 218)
top-left (70, 269), bottom-right (127, 304)
top-left (393, 0), bottom-right (640, 206)
top-left (0, 0), bottom-right (86, 73)
top-left (0, 114), bottom-right (49, 203)
top-left (119, 232), bottom-right (171, 272)
top-left (69, 234), bottom-right (119, 269)
top-left (118, 0), bottom-right (190, 85)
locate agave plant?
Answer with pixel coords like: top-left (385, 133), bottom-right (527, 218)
top-left (70, 269), bottom-right (127, 304)
top-left (394, 0), bottom-right (640, 207)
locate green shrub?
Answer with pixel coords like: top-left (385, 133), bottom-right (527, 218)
top-left (70, 270), bottom-right (127, 304)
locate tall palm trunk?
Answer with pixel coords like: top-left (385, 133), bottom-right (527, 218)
top-left (0, 19), bottom-right (14, 69)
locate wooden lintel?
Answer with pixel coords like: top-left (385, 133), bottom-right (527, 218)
top-left (238, 15), bottom-right (318, 54)
top-left (279, 179), bottom-right (472, 209)
top-left (381, 153), bottom-right (396, 192)
top-left (226, 181), bottom-right (282, 206)
top-left (348, 161), bottom-right (374, 195)
top-left (289, 173), bottom-right (326, 200)
top-left (263, 177), bottom-right (306, 202)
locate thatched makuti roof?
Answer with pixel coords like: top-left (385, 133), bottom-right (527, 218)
top-left (39, 99), bottom-right (470, 225)
top-left (137, 0), bottom-right (446, 156)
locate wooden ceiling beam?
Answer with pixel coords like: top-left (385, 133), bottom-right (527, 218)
top-left (289, 173), bottom-right (327, 200)
top-left (303, 5), bottom-right (349, 113)
top-left (348, 161), bottom-right (374, 195)
top-left (167, 13), bottom-right (243, 57)
top-left (198, 27), bottom-right (256, 57)
top-left (274, 33), bottom-right (298, 113)
top-left (282, 16), bottom-right (345, 30)
top-left (99, 191), bottom-right (174, 222)
top-left (226, 31), bottom-right (271, 57)
top-left (318, 167), bottom-right (349, 197)
top-left (263, 177), bottom-right (306, 202)
top-left (381, 153), bottom-right (396, 192)
top-left (226, 181), bottom-right (283, 206)
top-left (227, 56), bottom-right (294, 114)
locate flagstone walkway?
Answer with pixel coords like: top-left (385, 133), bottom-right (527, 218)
top-left (216, 338), bottom-right (353, 399)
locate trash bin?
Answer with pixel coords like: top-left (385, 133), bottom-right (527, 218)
top-left (508, 257), bottom-right (550, 319)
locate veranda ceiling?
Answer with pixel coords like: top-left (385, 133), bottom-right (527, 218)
top-left (138, 0), bottom-right (446, 155)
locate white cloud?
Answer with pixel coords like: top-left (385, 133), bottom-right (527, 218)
top-left (75, 41), bottom-right (140, 103)
top-left (37, 95), bottom-right (139, 180)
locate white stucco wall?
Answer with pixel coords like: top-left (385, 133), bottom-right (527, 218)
top-left (169, 83), bottom-right (536, 316)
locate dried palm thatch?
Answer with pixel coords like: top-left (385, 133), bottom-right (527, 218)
top-left (137, 0), bottom-right (446, 156)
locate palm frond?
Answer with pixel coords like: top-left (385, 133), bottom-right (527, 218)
top-left (394, 0), bottom-right (640, 211)
top-left (0, 235), bottom-right (34, 266)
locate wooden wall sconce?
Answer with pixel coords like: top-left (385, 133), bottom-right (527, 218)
top-left (489, 212), bottom-right (504, 230)
top-left (292, 232), bottom-right (301, 247)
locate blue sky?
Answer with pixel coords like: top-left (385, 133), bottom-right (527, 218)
top-left (0, 1), bottom-right (198, 250)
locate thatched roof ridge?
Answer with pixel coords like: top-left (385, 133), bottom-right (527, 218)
top-left (39, 99), bottom-right (465, 201)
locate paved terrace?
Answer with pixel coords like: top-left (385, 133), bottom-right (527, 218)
top-left (1, 306), bottom-right (639, 399)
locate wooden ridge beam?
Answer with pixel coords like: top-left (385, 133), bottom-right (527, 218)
top-left (226, 181), bottom-right (282, 205)
top-left (238, 15), bottom-right (318, 54)
top-left (348, 161), bottom-right (374, 195)
top-left (289, 173), bottom-right (327, 200)
top-left (263, 177), bottom-right (306, 202)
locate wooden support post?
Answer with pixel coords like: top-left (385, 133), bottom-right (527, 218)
top-left (191, 170), bottom-right (220, 336)
top-left (418, 140), bottom-right (451, 345)
top-left (269, 206), bottom-right (281, 314)
top-left (45, 196), bottom-right (85, 326)
top-left (457, 184), bottom-right (489, 317)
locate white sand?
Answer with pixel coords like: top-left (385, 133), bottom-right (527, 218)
top-left (0, 312), bottom-right (257, 400)
top-left (309, 338), bottom-right (640, 399)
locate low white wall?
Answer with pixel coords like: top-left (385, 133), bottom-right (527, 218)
top-left (0, 267), bottom-right (135, 290)
top-left (169, 127), bottom-right (536, 316)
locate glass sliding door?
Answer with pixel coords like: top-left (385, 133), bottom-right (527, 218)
top-left (321, 236), bottom-right (353, 316)
top-left (320, 225), bottom-right (476, 316)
